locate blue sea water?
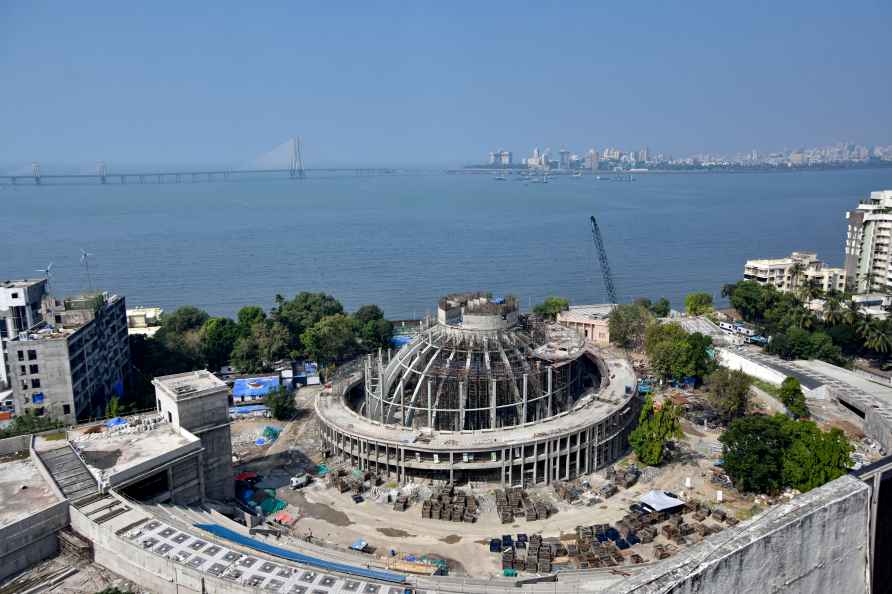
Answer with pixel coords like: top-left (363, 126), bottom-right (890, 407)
top-left (3, 169), bottom-right (892, 319)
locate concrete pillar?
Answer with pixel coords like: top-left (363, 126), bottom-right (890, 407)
top-left (459, 382), bottom-right (465, 430)
top-left (547, 367), bottom-right (553, 417)
top-left (522, 374), bottom-right (528, 423)
top-left (565, 438), bottom-right (571, 480)
top-left (545, 440), bottom-right (551, 485)
top-left (490, 379), bottom-right (497, 429)
top-left (449, 452), bottom-right (454, 483)
top-left (500, 449), bottom-right (506, 487)
top-left (427, 380), bottom-right (433, 428)
top-left (532, 442), bottom-right (538, 484)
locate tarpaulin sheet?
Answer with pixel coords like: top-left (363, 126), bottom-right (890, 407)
top-left (232, 376), bottom-right (280, 398)
top-left (260, 497), bottom-right (287, 514)
top-left (193, 523), bottom-right (406, 583)
top-left (640, 490), bottom-right (686, 512)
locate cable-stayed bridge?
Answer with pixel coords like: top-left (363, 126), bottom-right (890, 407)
top-left (0, 138), bottom-right (395, 186)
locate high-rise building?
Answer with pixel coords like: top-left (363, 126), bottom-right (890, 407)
top-left (846, 190), bottom-right (892, 293)
top-left (558, 148), bottom-right (571, 170)
top-left (8, 291), bottom-right (129, 424)
top-left (0, 279), bottom-right (48, 394)
top-left (499, 150), bottom-right (512, 166)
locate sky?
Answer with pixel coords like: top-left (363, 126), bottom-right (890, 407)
top-left (2, 1), bottom-right (891, 169)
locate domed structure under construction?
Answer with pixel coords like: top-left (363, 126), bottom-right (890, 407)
top-left (316, 292), bottom-right (639, 485)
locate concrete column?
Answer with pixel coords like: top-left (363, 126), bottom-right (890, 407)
top-left (490, 379), bottom-right (497, 429)
top-left (565, 438), bottom-right (571, 480)
top-left (522, 374), bottom-right (528, 423)
top-left (575, 432), bottom-right (581, 478)
top-left (545, 440), bottom-right (551, 485)
top-left (449, 452), bottom-right (454, 484)
top-left (459, 382), bottom-right (465, 430)
top-left (500, 449), bottom-right (506, 487)
top-left (532, 442), bottom-right (538, 484)
top-left (547, 367), bottom-right (553, 417)
top-left (427, 380), bottom-right (433, 428)
top-left (508, 448), bottom-right (514, 487)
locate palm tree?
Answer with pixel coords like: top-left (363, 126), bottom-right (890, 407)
top-left (823, 297), bottom-right (844, 326)
top-left (861, 319), bottom-right (892, 355)
top-left (800, 278), bottom-right (824, 302)
top-left (788, 262), bottom-right (806, 292)
top-left (844, 299), bottom-right (863, 328)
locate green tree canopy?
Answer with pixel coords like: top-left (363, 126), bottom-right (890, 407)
top-left (780, 419), bottom-right (852, 492)
top-left (706, 368), bottom-right (751, 422)
top-left (532, 296), bottom-right (570, 320)
top-left (230, 321), bottom-right (290, 373)
top-left (236, 306), bottom-right (267, 337)
top-left (200, 317), bottom-right (240, 371)
top-left (360, 318), bottom-right (394, 352)
top-left (608, 303), bottom-right (652, 350)
top-left (266, 385), bottom-right (297, 421)
top-left (684, 292), bottom-right (714, 316)
top-left (301, 314), bottom-right (359, 365)
top-left (156, 306), bottom-right (210, 337)
top-left (354, 304), bottom-right (385, 326)
top-left (779, 377), bottom-right (808, 418)
top-left (720, 415), bottom-right (789, 494)
top-left (645, 323), bottom-right (713, 380)
top-left (629, 397), bottom-right (683, 466)
top-left (651, 297), bottom-right (671, 318)
top-left (273, 292), bottom-right (344, 354)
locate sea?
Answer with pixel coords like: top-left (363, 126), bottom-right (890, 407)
top-left (3, 168), bottom-right (892, 320)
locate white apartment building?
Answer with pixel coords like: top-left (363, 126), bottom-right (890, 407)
top-left (846, 190), bottom-right (892, 293)
top-left (0, 279), bottom-right (48, 394)
top-left (743, 252), bottom-right (846, 294)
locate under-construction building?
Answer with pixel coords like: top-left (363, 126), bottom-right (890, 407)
top-left (317, 292), bottom-right (639, 485)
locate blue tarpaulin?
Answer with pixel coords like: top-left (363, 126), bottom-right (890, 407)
top-left (105, 417), bottom-right (127, 427)
top-left (193, 523), bottom-right (406, 583)
top-left (391, 335), bottom-right (413, 347)
top-left (230, 404), bottom-right (269, 415)
top-left (232, 377), bottom-right (280, 400)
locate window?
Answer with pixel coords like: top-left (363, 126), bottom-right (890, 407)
top-left (17, 351), bottom-right (23, 362)
top-left (29, 364), bottom-right (38, 374)
top-left (21, 381), bottom-right (27, 391)
top-left (55, 315), bottom-right (62, 324)
top-left (27, 350), bottom-right (37, 361)
top-left (31, 378), bottom-right (40, 389)
top-left (63, 404), bottom-right (71, 415)
top-left (167, 411), bottom-right (172, 423)
top-left (10, 292), bottom-right (17, 299)
top-left (20, 365), bottom-right (25, 375)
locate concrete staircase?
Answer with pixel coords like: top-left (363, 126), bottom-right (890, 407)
top-left (37, 446), bottom-right (98, 503)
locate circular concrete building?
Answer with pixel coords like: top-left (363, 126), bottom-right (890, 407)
top-left (317, 292), bottom-right (639, 486)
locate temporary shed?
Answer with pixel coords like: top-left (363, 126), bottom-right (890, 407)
top-left (640, 490), bottom-right (686, 513)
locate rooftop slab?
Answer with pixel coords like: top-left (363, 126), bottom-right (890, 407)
top-left (154, 370), bottom-right (228, 400)
top-left (70, 417), bottom-right (200, 484)
top-left (0, 457), bottom-right (61, 527)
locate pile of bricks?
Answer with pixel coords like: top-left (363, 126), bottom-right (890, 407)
top-left (420, 484), bottom-right (477, 522)
top-left (526, 534), bottom-right (553, 573)
top-left (392, 495), bottom-right (409, 512)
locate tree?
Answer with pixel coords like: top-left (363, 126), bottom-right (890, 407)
top-left (230, 321), bottom-right (289, 373)
top-left (788, 261), bottom-right (806, 292)
top-left (236, 306), bottom-right (266, 337)
top-left (779, 377), bottom-right (808, 418)
top-left (780, 419), bottom-right (852, 492)
top-left (684, 292), bottom-right (713, 316)
top-left (651, 297), bottom-right (671, 318)
top-left (155, 306), bottom-right (209, 338)
top-left (533, 296), bottom-right (570, 320)
top-left (720, 415), bottom-right (789, 494)
top-left (645, 323), bottom-right (713, 381)
top-left (0, 411), bottom-right (63, 438)
top-left (629, 397), bottom-right (683, 466)
top-left (301, 314), bottom-right (359, 365)
top-left (354, 304), bottom-right (385, 326)
top-left (823, 297), bottom-right (844, 326)
top-left (861, 318), bottom-right (892, 355)
top-left (200, 317), bottom-right (239, 371)
top-left (360, 318), bottom-right (394, 351)
top-left (266, 386), bottom-right (297, 421)
top-left (706, 368), bottom-right (752, 422)
top-left (273, 292), bottom-right (344, 354)
top-left (608, 303), bottom-right (652, 350)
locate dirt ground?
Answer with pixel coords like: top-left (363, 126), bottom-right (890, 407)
top-left (233, 384), bottom-right (758, 578)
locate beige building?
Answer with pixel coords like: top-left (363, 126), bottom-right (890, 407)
top-left (556, 304), bottom-right (612, 345)
top-left (127, 306), bottom-right (163, 337)
top-left (743, 252), bottom-right (846, 294)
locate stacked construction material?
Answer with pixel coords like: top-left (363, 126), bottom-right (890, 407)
top-left (501, 548), bottom-right (515, 570)
top-left (526, 534), bottom-right (553, 573)
top-left (420, 484), bottom-right (476, 522)
top-left (393, 495), bottom-right (409, 512)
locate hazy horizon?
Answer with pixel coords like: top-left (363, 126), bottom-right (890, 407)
top-left (2, 2), bottom-right (891, 170)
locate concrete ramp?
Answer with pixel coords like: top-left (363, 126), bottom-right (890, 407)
top-left (37, 446), bottom-right (98, 503)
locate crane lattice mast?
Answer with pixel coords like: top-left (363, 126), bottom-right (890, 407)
top-left (590, 215), bottom-right (618, 306)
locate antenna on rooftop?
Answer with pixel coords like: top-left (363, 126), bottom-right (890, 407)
top-left (80, 249), bottom-right (95, 292)
top-left (35, 262), bottom-right (53, 291)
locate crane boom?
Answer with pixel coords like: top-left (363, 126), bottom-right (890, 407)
top-left (590, 215), bottom-right (618, 305)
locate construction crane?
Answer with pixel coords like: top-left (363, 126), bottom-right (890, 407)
top-left (589, 215), bottom-right (618, 306)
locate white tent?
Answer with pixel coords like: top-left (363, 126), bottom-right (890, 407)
top-left (640, 490), bottom-right (686, 512)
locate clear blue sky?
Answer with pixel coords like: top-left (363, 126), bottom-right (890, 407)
top-left (2, 1), bottom-right (890, 169)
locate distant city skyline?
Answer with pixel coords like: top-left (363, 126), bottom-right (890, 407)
top-left (2, 3), bottom-right (891, 168)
